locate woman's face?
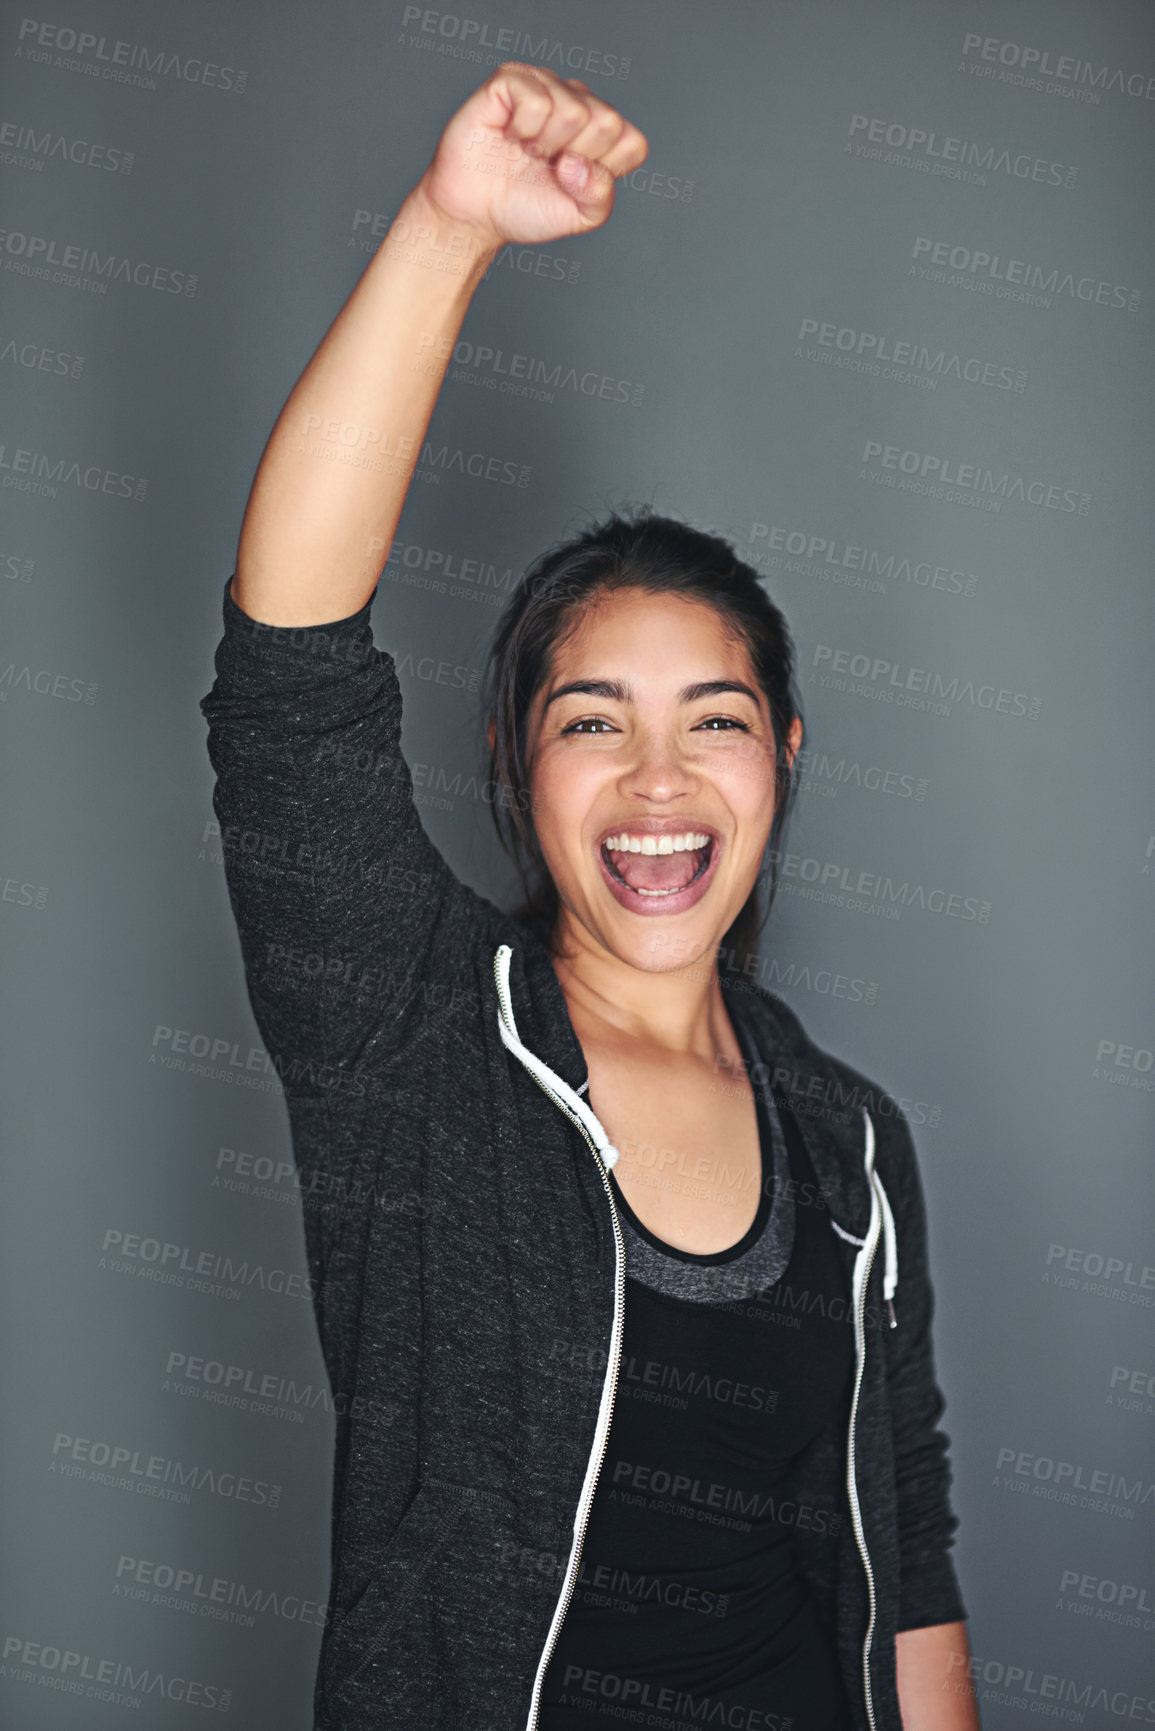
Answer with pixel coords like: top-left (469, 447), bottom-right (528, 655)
top-left (526, 588), bottom-right (802, 975)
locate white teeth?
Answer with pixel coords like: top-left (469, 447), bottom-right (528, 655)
top-left (603, 831), bottom-right (711, 854)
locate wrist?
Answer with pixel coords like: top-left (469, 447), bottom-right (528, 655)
top-left (397, 177), bottom-right (504, 272)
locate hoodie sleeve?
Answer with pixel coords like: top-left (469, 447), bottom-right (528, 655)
top-left (198, 574), bottom-right (504, 1096)
top-left (874, 1110), bottom-right (969, 1631)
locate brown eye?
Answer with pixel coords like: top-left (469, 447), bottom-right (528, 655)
top-left (561, 717), bottom-right (616, 734)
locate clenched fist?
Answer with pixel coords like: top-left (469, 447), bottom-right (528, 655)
top-left (418, 61), bottom-right (648, 248)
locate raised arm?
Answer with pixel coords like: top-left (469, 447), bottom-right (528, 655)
top-left (233, 61), bottom-right (648, 628)
top-left (200, 68), bottom-right (647, 1092)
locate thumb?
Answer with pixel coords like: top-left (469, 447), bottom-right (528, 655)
top-left (555, 149), bottom-right (614, 222)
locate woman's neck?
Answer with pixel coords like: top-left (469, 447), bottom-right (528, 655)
top-left (549, 912), bottom-right (741, 1063)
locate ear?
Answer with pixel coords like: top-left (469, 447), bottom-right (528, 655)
top-left (784, 715), bottom-right (803, 771)
top-left (486, 716), bottom-right (497, 756)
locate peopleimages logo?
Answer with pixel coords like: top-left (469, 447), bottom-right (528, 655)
top-left (960, 34), bottom-right (1155, 103)
top-left (0, 227), bottom-right (197, 295)
top-left (0, 118), bottom-right (134, 173)
top-left (100, 1225), bottom-right (314, 1301)
top-left (50, 1430), bottom-right (282, 1508)
top-left (767, 848), bottom-right (991, 925)
top-left (911, 236), bottom-right (1140, 312)
top-left (0, 663), bottom-right (97, 704)
top-left (861, 439), bottom-right (1091, 516)
top-left (1108, 1367), bottom-right (1155, 1420)
top-left (950, 1652), bottom-right (1155, 1725)
top-left (379, 535), bottom-right (518, 607)
top-left (792, 747), bottom-right (927, 803)
top-left (1, 1633), bottom-right (231, 1712)
top-left (395, 7), bottom-right (631, 79)
top-left (0, 336), bottom-right (85, 379)
top-left (994, 1446), bottom-right (1154, 1520)
top-left (810, 644), bottom-right (1042, 722)
top-left (749, 522), bottom-right (978, 599)
top-left (445, 335), bottom-right (645, 408)
top-left (1044, 1242), bottom-right (1155, 1298)
top-left (14, 18), bottom-right (248, 93)
top-left (163, 1349), bottom-right (386, 1422)
top-left (114, 1553), bottom-right (329, 1630)
top-left (1059, 1567), bottom-right (1155, 1621)
top-left (847, 114), bottom-right (1077, 187)
top-left (0, 438), bottom-right (147, 500)
top-left (797, 317), bottom-right (1025, 392)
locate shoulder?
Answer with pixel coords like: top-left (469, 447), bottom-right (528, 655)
top-left (724, 977), bottom-right (925, 1204)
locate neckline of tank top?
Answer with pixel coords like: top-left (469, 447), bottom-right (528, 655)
top-left (606, 1070), bottom-right (781, 1267)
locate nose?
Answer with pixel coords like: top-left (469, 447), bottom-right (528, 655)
top-left (616, 728), bottom-right (700, 804)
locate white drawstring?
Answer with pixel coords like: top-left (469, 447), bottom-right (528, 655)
top-left (494, 946), bottom-right (899, 1313)
top-left (493, 946), bottom-right (621, 1170)
top-left (862, 1109), bottom-right (899, 1323)
top-left (876, 1175), bottom-right (898, 1305)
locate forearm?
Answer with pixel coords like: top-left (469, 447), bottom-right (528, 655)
top-left (234, 179), bottom-right (497, 628)
top-left (895, 1621), bottom-right (980, 1731)
top-left (229, 64), bottom-right (646, 627)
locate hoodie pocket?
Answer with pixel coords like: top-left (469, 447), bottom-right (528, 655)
top-left (326, 1477), bottom-right (491, 1698)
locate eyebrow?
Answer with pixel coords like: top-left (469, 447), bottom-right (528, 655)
top-left (543, 678), bottom-right (763, 710)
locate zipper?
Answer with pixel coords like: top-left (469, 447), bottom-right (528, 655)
top-left (491, 952), bottom-right (627, 1731)
top-left (498, 959), bottom-right (888, 1731)
top-left (844, 1116), bottom-right (884, 1731)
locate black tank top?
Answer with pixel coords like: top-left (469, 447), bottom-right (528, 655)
top-left (538, 1075), bottom-right (857, 1731)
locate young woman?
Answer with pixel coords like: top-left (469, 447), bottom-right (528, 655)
top-left (200, 63), bottom-right (978, 1731)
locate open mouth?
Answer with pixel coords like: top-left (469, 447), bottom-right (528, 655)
top-left (597, 829), bottom-right (721, 915)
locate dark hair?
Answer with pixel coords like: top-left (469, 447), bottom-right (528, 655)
top-left (481, 506), bottom-right (804, 977)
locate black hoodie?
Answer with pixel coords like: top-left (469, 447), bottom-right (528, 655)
top-left (199, 575), bottom-right (967, 1731)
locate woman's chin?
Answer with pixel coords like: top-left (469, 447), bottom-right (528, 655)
top-left (551, 854), bottom-right (751, 977)
top-left (591, 895), bottom-right (735, 976)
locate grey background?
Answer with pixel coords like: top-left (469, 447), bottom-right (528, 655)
top-left (2, 0), bottom-right (1154, 1723)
